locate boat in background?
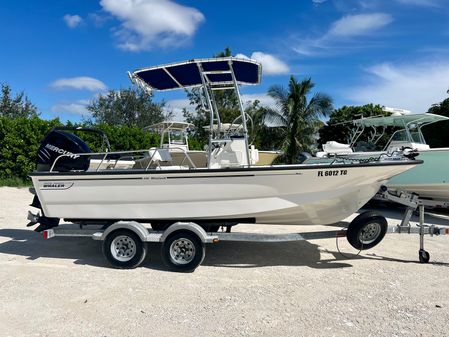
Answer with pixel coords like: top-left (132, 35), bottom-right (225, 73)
top-left (134, 121), bottom-right (208, 168)
top-left (27, 57), bottom-right (420, 233)
top-left (317, 111), bottom-right (449, 201)
top-left (136, 121), bottom-right (282, 168)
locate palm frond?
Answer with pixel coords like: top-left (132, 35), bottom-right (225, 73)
top-left (296, 78), bottom-right (314, 99)
top-left (262, 108), bottom-right (288, 127)
top-left (305, 92), bottom-right (334, 120)
top-left (267, 84), bottom-right (290, 120)
top-left (267, 85), bottom-right (288, 103)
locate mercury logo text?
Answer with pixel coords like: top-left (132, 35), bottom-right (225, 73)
top-left (45, 144), bottom-right (80, 159)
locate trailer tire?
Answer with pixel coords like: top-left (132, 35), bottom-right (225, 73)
top-left (103, 230), bottom-right (147, 269)
top-left (161, 231), bottom-right (205, 272)
top-left (347, 211), bottom-right (388, 250)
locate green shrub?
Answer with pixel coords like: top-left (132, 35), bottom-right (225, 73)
top-left (0, 116), bottom-right (62, 182)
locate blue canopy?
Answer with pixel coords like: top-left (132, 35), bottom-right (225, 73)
top-left (130, 57), bottom-right (262, 91)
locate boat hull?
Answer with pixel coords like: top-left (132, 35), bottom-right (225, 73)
top-left (387, 148), bottom-right (449, 201)
top-left (30, 162), bottom-right (417, 226)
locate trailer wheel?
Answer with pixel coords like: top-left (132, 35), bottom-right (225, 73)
top-left (347, 211), bottom-right (388, 250)
top-left (161, 231), bottom-right (205, 272)
top-left (103, 230), bottom-right (147, 269)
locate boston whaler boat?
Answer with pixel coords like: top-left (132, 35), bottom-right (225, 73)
top-left (27, 58), bottom-right (422, 271)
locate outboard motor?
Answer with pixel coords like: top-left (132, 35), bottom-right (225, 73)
top-left (37, 129), bottom-right (91, 172)
top-left (29, 129), bottom-right (92, 232)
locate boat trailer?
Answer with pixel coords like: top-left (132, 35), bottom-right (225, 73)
top-left (28, 188), bottom-right (449, 272)
top-left (377, 187), bottom-right (449, 263)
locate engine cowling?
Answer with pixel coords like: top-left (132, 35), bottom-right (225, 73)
top-left (37, 129), bottom-right (91, 172)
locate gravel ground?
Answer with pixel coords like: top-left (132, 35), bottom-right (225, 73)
top-left (1, 186), bottom-right (449, 337)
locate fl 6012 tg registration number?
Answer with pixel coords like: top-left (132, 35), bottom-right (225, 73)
top-left (317, 169), bottom-right (348, 177)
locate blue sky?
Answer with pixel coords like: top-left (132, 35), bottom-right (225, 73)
top-left (1, 0), bottom-right (449, 122)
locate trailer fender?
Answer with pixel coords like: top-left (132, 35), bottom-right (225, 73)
top-left (95, 221), bottom-right (148, 242)
top-left (160, 222), bottom-right (216, 243)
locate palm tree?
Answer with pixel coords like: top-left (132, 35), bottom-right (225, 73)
top-left (263, 76), bottom-right (333, 163)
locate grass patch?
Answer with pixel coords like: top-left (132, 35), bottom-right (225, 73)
top-left (0, 177), bottom-right (32, 187)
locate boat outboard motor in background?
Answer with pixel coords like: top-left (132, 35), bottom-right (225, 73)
top-left (36, 129), bottom-right (91, 172)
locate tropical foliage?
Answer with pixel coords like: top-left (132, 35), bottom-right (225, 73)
top-left (87, 87), bottom-right (166, 128)
top-left (263, 76), bottom-right (333, 163)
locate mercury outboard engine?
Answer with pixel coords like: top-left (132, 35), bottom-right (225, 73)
top-left (29, 128), bottom-right (93, 232)
top-left (36, 129), bottom-right (91, 172)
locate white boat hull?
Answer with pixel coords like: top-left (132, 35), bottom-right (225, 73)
top-left (31, 162), bottom-right (417, 226)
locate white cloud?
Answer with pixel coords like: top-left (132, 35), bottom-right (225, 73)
top-left (329, 13), bottom-right (393, 37)
top-left (312, 0), bottom-right (327, 4)
top-left (63, 14), bottom-right (83, 28)
top-left (235, 53), bottom-right (250, 59)
top-left (345, 60), bottom-right (449, 112)
top-left (51, 99), bottom-right (91, 116)
top-left (100, 0), bottom-right (205, 51)
top-left (50, 77), bottom-right (107, 91)
top-left (236, 52), bottom-right (289, 75)
top-left (293, 13), bottom-right (393, 56)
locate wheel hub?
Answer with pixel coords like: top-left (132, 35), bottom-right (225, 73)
top-left (359, 222), bottom-right (381, 245)
top-left (111, 235), bottom-right (136, 262)
top-left (169, 238), bottom-right (195, 265)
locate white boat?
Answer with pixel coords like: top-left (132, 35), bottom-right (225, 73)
top-left (28, 58), bottom-right (420, 232)
top-left (317, 112), bottom-right (449, 201)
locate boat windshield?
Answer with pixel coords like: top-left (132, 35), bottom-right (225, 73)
top-left (390, 130), bottom-right (424, 144)
top-left (164, 129), bottom-right (187, 148)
